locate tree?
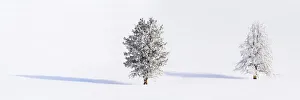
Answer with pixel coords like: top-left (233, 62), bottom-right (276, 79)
top-left (123, 18), bottom-right (169, 85)
top-left (235, 22), bottom-right (273, 79)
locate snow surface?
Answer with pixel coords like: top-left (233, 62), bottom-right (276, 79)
top-left (1, 0), bottom-right (300, 99)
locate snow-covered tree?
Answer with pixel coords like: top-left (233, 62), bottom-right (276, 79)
top-left (123, 18), bottom-right (169, 85)
top-left (235, 22), bottom-right (273, 79)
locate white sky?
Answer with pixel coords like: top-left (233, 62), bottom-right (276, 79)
top-left (0, 0), bottom-right (299, 78)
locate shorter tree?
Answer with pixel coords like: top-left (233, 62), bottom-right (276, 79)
top-left (123, 18), bottom-right (169, 85)
top-left (235, 22), bottom-right (273, 79)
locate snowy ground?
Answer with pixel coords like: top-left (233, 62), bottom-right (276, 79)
top-left (1, 0), bottom-right (300, 100)
top-left (1, 72), bottom-right (299, 100)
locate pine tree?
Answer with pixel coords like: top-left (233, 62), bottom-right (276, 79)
top-left (235, 22), bottom-right (273, 79)
top-left (123, 18), bottom-right (169, 85)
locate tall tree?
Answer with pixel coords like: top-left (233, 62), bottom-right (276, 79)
top-left (123, 18), bottom-right (169, 85)
top-left (235, 22), bottom-right (273, 79)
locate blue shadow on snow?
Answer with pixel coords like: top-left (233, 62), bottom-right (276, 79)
top-left (16, 75), bottom-right (131, 85)
top-left (164, 71), bottom-right (245, 79)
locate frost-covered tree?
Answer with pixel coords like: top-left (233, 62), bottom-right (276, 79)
top-left (123, 18), bottom-right (169, 85)
top-left (235, 22), bottom-right (273, 79)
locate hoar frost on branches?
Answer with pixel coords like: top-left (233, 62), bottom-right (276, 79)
top-left (123, 18), bottom-right (169, 85)
top-left (235, 22), bottom-right (273, 79)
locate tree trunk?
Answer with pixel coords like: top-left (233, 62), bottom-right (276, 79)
top-left (253, 74), bottom-right (257, 79)
top-left (143, 78), bottom-right (148, 85)
top-left (253, 65), bottom-right (258, 79)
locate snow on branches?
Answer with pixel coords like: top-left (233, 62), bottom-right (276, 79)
top-left (235, 22), bottom-right (273, 77)
top-left (123, 18), bottom-right (169, 84)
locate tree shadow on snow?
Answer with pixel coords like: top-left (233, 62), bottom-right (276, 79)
top-left (16, 75), bottom-right (131, 85)
top-left (164, 71), bottom-right (246, 79)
